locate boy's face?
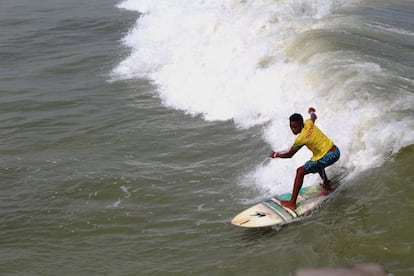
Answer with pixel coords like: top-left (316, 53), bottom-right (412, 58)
top-left (290, 120), bottom-right (303, 135)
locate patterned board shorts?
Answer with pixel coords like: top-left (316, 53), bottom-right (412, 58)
top-left (304, 146), bottom-right (340, 173)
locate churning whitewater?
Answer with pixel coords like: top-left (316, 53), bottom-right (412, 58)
top-left (113, 0), bottom-right (414, 194)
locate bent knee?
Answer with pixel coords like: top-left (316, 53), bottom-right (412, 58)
top-left (297, 166), bottom-right (307, 175)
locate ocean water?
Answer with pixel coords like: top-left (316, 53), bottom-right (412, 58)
top-left (1, 0), bottom-right (413, 275)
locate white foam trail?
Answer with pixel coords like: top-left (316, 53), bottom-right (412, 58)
top-left (114, 0), bottom-right (414, 194)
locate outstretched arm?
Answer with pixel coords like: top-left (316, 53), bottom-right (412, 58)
top-left (270, 146), bottom-right (299, 159)
top-left (309, 107), bottom-right (317, 122)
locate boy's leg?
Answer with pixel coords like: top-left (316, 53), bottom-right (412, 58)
top-left (280, 166), bottom-right (310, 209)
top-left (318, 169), bottom-right (332, 190)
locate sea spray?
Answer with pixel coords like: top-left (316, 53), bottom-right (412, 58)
top-left (114, 0), bottom-right (414, 194)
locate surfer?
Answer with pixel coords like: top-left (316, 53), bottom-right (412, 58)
top-left (269, 107), bottom-right (340, 210)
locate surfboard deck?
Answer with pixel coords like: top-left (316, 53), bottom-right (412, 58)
top-left (231, 183), bottom-right (337, 228)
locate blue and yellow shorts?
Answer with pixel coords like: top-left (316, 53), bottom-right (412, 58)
top-left (304, 146), bottom-right (340, 173)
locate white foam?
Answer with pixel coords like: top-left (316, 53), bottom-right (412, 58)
top-left (113, 0), bottom-right (414, 194)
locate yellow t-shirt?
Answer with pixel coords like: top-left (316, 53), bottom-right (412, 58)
top-left (293, 119), bottom-right (334, 161)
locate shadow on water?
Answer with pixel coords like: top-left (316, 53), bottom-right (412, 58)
top-left (237, 225), bottom-right (283, 242)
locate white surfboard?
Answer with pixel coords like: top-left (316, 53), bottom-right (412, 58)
top-left (231, 183), bottom-right (335, 228)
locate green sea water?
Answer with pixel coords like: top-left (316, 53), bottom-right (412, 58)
top-left (1, 0), bottom-right (413, 275)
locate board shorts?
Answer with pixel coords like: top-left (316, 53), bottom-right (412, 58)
top-left (304, 145), bottom-right (340, 173)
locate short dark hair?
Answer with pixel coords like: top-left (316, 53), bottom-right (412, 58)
top-left (289, 113), bottom-right (303, 124)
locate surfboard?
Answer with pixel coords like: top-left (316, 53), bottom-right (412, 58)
top-left (231, 183), bottom-right (336, 228)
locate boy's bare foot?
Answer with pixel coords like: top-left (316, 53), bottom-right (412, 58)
top-left (319, 181), bottom-right (334, 196)
top-left (280, 200), bottom-right (296, 210)
top-left (321, 180), bottom-right (333, 192)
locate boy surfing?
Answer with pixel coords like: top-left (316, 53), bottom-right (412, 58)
top-left (269, 107), bottom-right (340, 209)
